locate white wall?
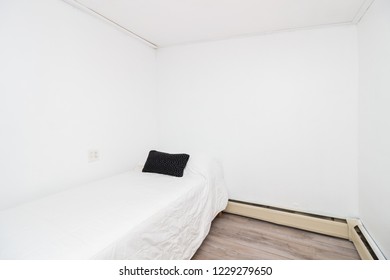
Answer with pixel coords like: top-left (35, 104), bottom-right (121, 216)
top-left (358, 0), bottom-right (390, 259)
top-left (0, 0), bottom-right (157, 210)
top-left (157, 26), bottom-right (359, 218)
top-left (3, 0), bottom-right (387, 257)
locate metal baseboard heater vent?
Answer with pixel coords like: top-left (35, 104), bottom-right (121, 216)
top-left (347, 219), bottom-right (385, 260)
top-left (353, 226), bottom-right (378, 260)
top-left (228, 199), bottom-right (346, 222)
top-left (224, 200), bottom-right (385, 260)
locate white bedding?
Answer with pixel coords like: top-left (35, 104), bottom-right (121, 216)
top-left (0, 157), bottom-right (228, 259)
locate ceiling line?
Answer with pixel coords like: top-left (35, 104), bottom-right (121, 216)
top-left (61, 0), bottom-right (158, 49)
top-left (61, 0), bottom-right (368, 49)
top-left (353, 0), bottom-right (376, 24)
top-left (158, 22), bottom-right (354, 49)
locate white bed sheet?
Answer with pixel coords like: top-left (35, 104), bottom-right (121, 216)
top-left (0, 157), bottom-right (228, 259)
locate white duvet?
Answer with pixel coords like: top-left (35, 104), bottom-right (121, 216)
top-left (0, 157), bottom-right (228, 259)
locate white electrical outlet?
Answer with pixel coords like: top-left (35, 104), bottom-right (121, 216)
top-left (88, 149), bottom-right (100, 162)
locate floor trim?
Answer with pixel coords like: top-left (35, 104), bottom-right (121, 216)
top-left (347, 219), bottom-right (385, 260)
top-left (225, 200), bottom-right (349, 239)
top-left (224, 200), bottom-right (384, 260)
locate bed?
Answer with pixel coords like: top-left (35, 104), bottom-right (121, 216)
top-left (0, 155), bottom-right (228, 259)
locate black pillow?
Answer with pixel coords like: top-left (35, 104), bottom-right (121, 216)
top-left (142, 150), bottom-right (190, 177)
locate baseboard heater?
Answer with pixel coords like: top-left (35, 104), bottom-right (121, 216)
top-left (224, 200), bottom-right (385, 260)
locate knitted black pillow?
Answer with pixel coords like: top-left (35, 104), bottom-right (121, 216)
top-left (142, 150), bottom-right (190, 177)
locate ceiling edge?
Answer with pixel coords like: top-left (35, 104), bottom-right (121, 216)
top-left (61, 0), bottom-right (369, 49)
top-left (61, 0), bottom-right (159, 49)
top-left (158, 22), bottom-right (354, 49)
top-left (352, 0), bottom-right (376, 24)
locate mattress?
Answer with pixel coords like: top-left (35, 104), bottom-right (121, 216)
top-left (0, 156), bottom-right (228, 259)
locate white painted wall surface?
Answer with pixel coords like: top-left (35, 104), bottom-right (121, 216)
top-left (358, 0), bottom-right (390, 259)
top-left (0, 0), bottom-right (157, 210)
top-left (157, 26), bottom-right (359, 218)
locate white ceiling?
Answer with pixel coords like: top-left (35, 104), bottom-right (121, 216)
top-left (72, 0), bottom-right (373, 48)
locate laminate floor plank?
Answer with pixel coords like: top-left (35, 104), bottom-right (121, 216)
top-left (192, 213), bottom-right (360, 260)
top-left (211, 216), bottom-right (359, 259)
top-left (219, 214), bottom-right (355, 250)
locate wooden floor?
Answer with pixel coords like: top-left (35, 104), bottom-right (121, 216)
top-left (192, 213), bottom-right (360, 260)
